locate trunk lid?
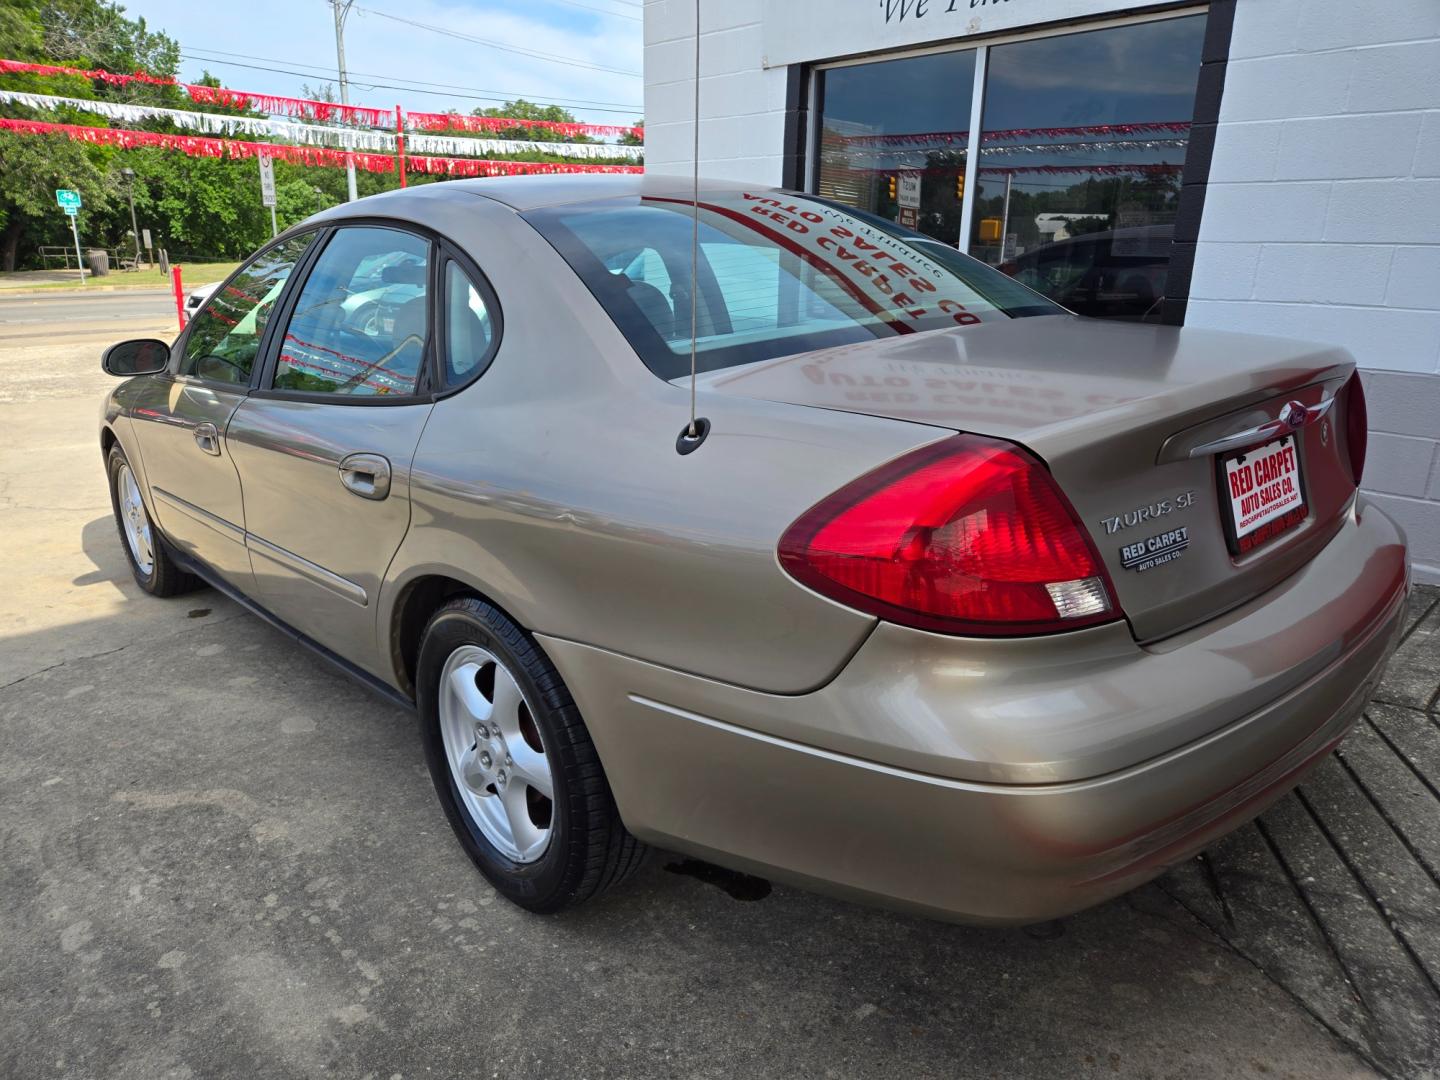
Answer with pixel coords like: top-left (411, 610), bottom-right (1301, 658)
top-left (694, 315), bottom-right (1359, 642)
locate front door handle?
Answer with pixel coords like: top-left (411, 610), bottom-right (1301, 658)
top-left (338, 453), bottom-right (392, 501)
top-left (193, 421), bottom-right (221, 456)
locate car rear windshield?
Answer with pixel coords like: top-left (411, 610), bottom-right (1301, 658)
top-left (524, 190), bottom-right (1062, 380)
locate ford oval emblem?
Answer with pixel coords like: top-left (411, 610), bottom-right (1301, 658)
top-left (1279, 400), bottom-right (1308, 430)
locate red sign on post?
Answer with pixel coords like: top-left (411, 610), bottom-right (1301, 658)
top-left (171, 265), bottom-right (186, 329)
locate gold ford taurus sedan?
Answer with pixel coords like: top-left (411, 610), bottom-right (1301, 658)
top-left (99, 176), bottom-right (1409, 924)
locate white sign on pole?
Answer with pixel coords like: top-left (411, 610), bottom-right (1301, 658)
top-left (142, 228), bottom-right (152, 248)
top-left (897, 173), bottom-right (921, 210)
top-left (259, 155), bottom-right (277, 207)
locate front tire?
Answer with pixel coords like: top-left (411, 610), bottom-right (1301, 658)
top-left (417, 596), bottom-right (646, 912)
top-left (106, 443), bottom-right (200, 597)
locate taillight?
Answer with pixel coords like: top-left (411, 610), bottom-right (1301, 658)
top-left (778, 434), bottom-right (1122, 637)
top-left (1344, 370), bottom-right (1367, 487)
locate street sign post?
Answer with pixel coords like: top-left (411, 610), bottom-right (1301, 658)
top-left (259, 155), bottom-right (278, 238)
top-left (897, 173), bottom-right (921, 210)
top-left (55, 189), bottom-right (84, 284)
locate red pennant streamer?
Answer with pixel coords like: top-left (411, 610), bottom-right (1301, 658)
top-left (404, 154), bottom-right (641, 177)
top-left (0, 57), bottom-right (643, 139)
top-left (0, 117), bottom-right (642, 178)
top-left (834, 121), bottom-right (1192, 148)
top-left (404, 111), bottom-right (642, 141)
top-left (0, 57), bottom-right (175, 86)
top-left (183, 84), bottom-right (392, 128)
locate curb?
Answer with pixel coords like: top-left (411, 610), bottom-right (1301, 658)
top-left (0, 284), bottom-right (203, 297)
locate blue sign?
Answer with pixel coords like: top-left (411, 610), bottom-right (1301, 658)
top-left (56, 189), bottom-right (82, 210)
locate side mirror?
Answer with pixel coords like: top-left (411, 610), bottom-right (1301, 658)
top-left (102, 339), bottom-right (170, 377)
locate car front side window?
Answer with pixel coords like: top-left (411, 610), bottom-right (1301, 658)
top-left (179, 233), bottom-right (314, 385)
top-left (273, 227), bottom-right (432, 398)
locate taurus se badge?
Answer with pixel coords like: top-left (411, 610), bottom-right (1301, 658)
top-left (1100, 489), bottom-right (1197, 536)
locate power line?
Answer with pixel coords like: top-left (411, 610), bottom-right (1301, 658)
top-left (181, 51), bottom-right (644, 115)
top-left (351, 5), bottom-right (642, 78)
top-left (541, 0), bottom-right (641, 21)
top-left (186, 46), bottom-right (640, 106)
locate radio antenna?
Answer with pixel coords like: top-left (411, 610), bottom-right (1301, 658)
top-left (676, 0), bottom-right (709, 455)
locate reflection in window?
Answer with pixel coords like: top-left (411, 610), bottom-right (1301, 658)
top-left (275, 228), bottom-right (430, 396)
top-left (180, 233), bottom-right (311, 385)
top-left (969, 15), bottom-right (1206, 320)
top-left (526, 193), bottom-right (1058, 381)
top-left (815, 50), bottom-right (975, 247)
top-left (443, 261), bottom-right (495, 384)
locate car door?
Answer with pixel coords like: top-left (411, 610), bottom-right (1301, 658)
top-left (225, 225), bottom-right (442, 674)
top-left (126, 233), bottom-right (314, 588)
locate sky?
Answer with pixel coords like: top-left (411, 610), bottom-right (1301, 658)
top-left (118, 0), bottom-right (645, 129)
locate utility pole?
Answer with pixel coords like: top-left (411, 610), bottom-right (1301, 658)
top-left (121, 168), bottom-right (141, 267)
top-left (332, 0), bottom-right (358, 203)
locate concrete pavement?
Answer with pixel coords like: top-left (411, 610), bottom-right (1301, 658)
top-left (2, 291), bottom-right (1437, 1079)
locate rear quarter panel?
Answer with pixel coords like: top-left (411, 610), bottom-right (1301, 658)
top-left (377, 188), bottom-right (940, 693)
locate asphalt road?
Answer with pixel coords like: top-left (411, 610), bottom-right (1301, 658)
top-left (2, 296), bottom-right (1438, 1078)
top-left (0, 288), bottom-right (179, 336)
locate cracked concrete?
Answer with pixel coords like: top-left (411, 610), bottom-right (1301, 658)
top-left (2, 293), bottom-right (1435, 1078)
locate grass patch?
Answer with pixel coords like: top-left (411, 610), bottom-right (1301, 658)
top-left (0, 262), bottom-right (243, 292)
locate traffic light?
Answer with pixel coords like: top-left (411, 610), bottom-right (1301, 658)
top-left (887, 175), bottom-right (897, 200)
top-left (955, 172), bottom-right (965, 200)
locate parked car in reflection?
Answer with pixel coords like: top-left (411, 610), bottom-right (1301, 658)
top-left (1001, 224), bottom-right (1172, 321)
top-left (98, 177), bottom-right (1406, 926)
top-left (184, 281), bottom-right (218, 319)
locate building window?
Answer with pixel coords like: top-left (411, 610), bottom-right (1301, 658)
top-left (810, 12), bottom-right (1206, 321)
top-left (814, 50), bottom-right (976, 248)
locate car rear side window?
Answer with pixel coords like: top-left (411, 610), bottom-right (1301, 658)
top-left (525, 191), bottom-right (1061, 381)
top-left (273, 227), bottom-right (431, 397)
top-left (179, 233), bottom-right (312, 385)
top-left (442, 260), bottom-right (498, 386)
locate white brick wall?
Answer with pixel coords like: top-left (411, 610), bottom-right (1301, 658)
top-left (1186, 0), bottom-right (1440, 580)
top-left (642, 0), bottom-right (788, 184)
top-left (643, 0), bottom-right (1440, 579)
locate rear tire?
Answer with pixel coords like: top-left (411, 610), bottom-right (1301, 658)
top-left (106, 444), bottom-right (201, 597)
top-left (417, 596), bottom-right (646, 912)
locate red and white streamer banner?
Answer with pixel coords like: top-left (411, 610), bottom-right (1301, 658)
top-left (835, 121), bottom-right (1192, 148)
top-left (0, 58), bottom-right (642, 139)
top-left (406, 110), bottom-right (642, 141)
top-left (0, 117), bottom-right (397, 169)
top-left (0, 57), bottom-right (174, 86)
top-left (405, 154), bottom-right (640, 177)
top-left (0, 90), bottom-right (643, 159)
top-left (0, 117), bottom-right (642, 177)
top-left (183, 84), bottom-right (392, 128)
top-left (978, 163), bottom-right (1184, 176)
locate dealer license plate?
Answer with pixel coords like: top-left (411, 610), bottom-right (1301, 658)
top-left (1221, 434), bottom-right (1307, 555)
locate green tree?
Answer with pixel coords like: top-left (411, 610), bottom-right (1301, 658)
top-left (0, 130), bottom-right (115, 269)
top-left (472, 99), bottom-right (596, 143)
top-left (619, 118), bottom-right (643, 147)
top-left (33, 0), bottom-right (181, 105)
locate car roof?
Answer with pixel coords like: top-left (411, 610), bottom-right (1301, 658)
top-left (354, 173), bottom-right (770, 213)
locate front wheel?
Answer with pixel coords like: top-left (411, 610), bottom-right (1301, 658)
top-left (416, 596), bottom-right (646, 912)
top-left (106, 443), bottom-right (200, 597)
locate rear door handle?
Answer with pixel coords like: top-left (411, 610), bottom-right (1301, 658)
top-left (338, 453), bottom-right (392, 501)
top-left (193, 422), bottom-right (221, 456)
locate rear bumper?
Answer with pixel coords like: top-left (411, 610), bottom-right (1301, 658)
top-left (542, 498), bottom-right (1408, 923)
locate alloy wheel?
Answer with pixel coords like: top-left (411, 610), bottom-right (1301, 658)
top-left (117, 463), bottom-right (155, 576)
top-left (437, 644), bottom-right (554, 863)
